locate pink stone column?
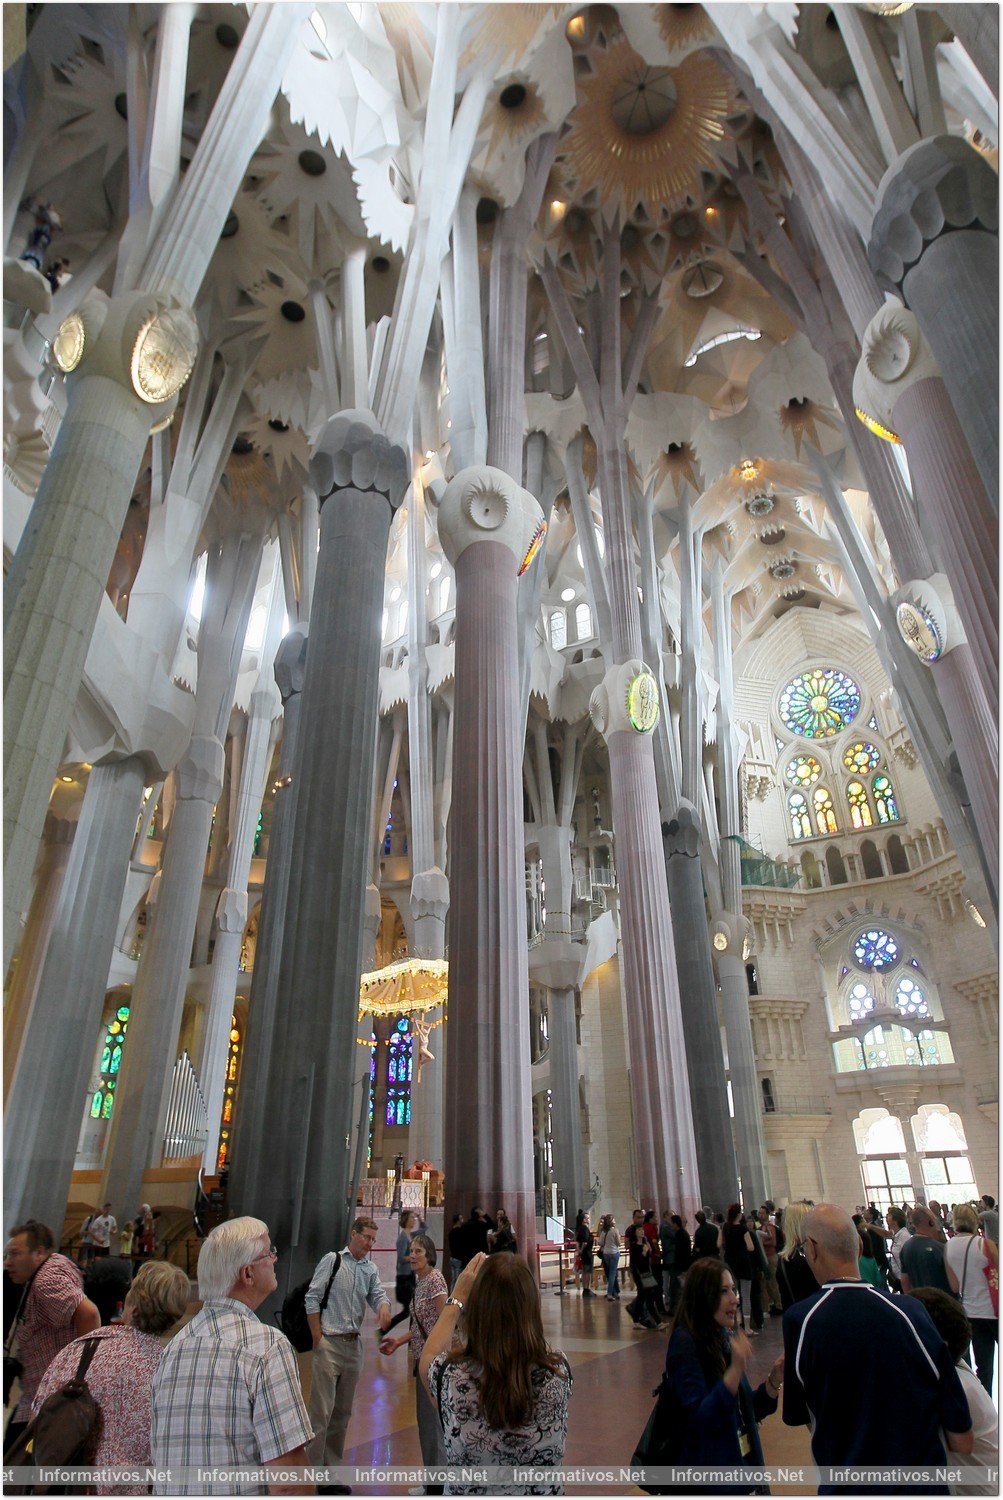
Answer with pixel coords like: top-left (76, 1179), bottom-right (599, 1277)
top-left (444, 539), bottom-right (536, 1262)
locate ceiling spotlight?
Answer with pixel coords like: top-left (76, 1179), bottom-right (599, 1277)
top-left (738, 457), bottom-right (760, 482)
top-left (52, 311), bottom-right (86, 373)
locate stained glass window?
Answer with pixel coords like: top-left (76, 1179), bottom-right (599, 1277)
top-left (846, 781), bottom-right (874, 829)
top-left (873, 774), bottom-right (900, 823)
top-left (813, 786), bottom-right (837, 835)
top-left (788, 792), bottom-right (812, 841)
top-left (862, 1025), bottom-right (890, 1068)
top-left (843, 742), bottom-right (881, 775)
top-left (367, 1032), bottom-right (377, 1169)
top-left (785, 755), bottom-right (822, 788)
top-left (895, 976), bottom-right (928, 1018)
top-left (854, 928), bottom-right (899, 970)
top-left (90, 1005), bottom-right (130, 1120)
top-left (779, 667), bottom-right (860, 739)
top-left (868, 714), bottom-right (879, 732)
top-left (847, 982), bottom-right (875, 1020)
top-left (216, 1014), bottom-right (241, 1170)
top-left (253, 813), bottom-right (263, 857)
top-left (385, 1016), bottom-right (412, 1127)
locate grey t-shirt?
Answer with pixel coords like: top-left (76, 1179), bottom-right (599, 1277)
top-left (900, 1234), bottom-right (952, 1293)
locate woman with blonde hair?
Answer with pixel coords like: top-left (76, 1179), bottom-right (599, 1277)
top-left (776, 1202), bottom-right (817, 1309)
top-left (945, 1202), bottom-right (998, 1395)
top-left (419, 1252), bottom-right (571, 1493)
top-left (31, 1260), bottom-right (190, 1494)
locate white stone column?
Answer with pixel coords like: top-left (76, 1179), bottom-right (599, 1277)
top-left (437, 466), bottom-right (544, 1266)
top-left (100, 527), bottom-right (263, 1213)
top-left (716, 929), bottom-right (770, 1210)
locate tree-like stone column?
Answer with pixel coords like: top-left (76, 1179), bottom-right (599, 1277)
top-left (228, 625), bottom-right (308, 1216)
top-left (663, 804), bottom-right (740, 1213)
top-left (589, 662), bottom-right (702, 1219)
top-left (247, 414), bottom-right (408, 1283)
top-left (436, 466), bottom-right (545, 1266)
top-left (869, 135), bottom-right (998, 504)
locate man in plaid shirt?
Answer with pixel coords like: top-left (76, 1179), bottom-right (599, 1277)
top-left (3, 1219), bottom-right (100, 1452)
top-left (151, 1217), bottom-right (312, 1495)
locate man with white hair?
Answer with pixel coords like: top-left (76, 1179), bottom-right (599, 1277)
top-left (151, 1217), bottom-right (312, 1494)
top-left (782, 1203), bottom-right (972, 1485)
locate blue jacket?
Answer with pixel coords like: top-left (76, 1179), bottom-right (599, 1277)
top-left (658, 1326), bottom-right (777, 1487)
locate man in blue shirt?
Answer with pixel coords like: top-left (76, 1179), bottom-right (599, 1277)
top-left (782, 1204), bottom-right (972, 1493)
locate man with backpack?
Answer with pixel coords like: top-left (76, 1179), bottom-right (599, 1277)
top-left (306, 1217), bottom-right (390, 1477)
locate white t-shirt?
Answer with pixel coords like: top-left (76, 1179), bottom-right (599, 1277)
top-left (948, 1361), bottom-right (998, 1496)
top-left (88, 1212), bottom-right (117, 1249)
top-left (945, 1234), bottom-right (996, 1319)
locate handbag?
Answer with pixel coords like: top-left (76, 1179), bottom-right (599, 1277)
top-left (981, 1237), bottom-right (999, 1315)
top-left (632, 1376), bottom-right (677, 1493)
top-left (4, 1337), bottom-right (101, 1483)
top-left (638, 1271), bottom-right (659, 1291)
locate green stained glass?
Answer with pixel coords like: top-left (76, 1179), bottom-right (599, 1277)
top-left (100, 1045), bottom-right (111, 1072)
top-left (779, 668), bottom-right (860, 739)
top-left (873, 774), bottom-right (900, 823)
top-left (101, 1092), bottom-right (114, 1118)
top-left (117, 1006), bottom-right (129, 1022)
top-left (90, 1091), bottom-right (102, 1118)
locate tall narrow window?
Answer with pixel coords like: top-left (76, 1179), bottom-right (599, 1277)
top-left (216, 1014), bottom-right (242, 1171)
top-left (813, 786), bottom-right (837, 835)
top-left (575, 601), bottom-right (592, 640)
top-left (846, 781), bottom-right (873, 829)
top-left (90, 1005), bottom-right (130, 1121)
top-left (788, 792), bottom-right (811, 840)
top-left (873, 774), bottom-right (900, 823)
top-left (549, 610), bottom-right (567, 649)
top-left (385, 1017), bottom-right (413, 1126)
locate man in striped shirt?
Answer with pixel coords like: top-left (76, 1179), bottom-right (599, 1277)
top-left (151, 1217), bottom-right (312, 1495)
top-left (305, 1217), bottom-right (391, 1472)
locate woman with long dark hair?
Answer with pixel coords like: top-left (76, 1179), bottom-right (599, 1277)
top-left (722, 1205), bottom-right (757, 1333)
top-left (380, 1233), bottom-right (448, 1487)
top-left (653, 1257), bottom-right (784, 1490)
top-left (419, 1252), bottom-right (572, 1493)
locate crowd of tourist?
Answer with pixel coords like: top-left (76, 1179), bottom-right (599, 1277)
top-left (2, 1192), bottom-right (997, 1495)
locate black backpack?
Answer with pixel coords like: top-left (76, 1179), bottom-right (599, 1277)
top-left (5, 1337), bottom-right (101, 1481)
top-left (278, 1252), bottom-right (341, 1353)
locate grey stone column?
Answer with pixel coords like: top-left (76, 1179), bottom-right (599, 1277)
top-left (869, 135), bottom-right (998, 504)
top-left (228, 626), bottom-right (308, 1216)
top-left (3, 813), bottom-right (76, 1103)
top-left (662, 805), bottom-right (740, 1213)
top-left (437, 466), bottom-right (544, 1268)
top-left (547, 987), bottom-right (586, 1219)
top-left (3, 756), bottom-right (147, 1232)
top-left (3, 297), bottom-right (189, 974)
top-left (405, 870), bottom-right (449, 1170)
top-left (101, 528), bottom-right (262, 1214)
top-left (716, 937), bottom-right (769, 1210)
top-left (248, 414), bottom-right (407, 1287)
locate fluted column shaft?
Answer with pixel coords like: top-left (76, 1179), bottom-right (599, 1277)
top-left (716, 954), bottom-right (769, 1208)
top-left (3, 814), bottom-right (76, 1103)
top-left (444, 542), bottom-right (536, 1261)
top-left (229, 629), bottom-right (308, 1215)
top-left (548, 988), bottom-right (586, 1218)
top-left (3, 756), bottom-right (146, 1231)
top-left (200, 685), bottom-right (281, 1170)
top-left (663, 811), bottom-right (739, 1213)
top-left (606, 731), bottom-right (701, 1219)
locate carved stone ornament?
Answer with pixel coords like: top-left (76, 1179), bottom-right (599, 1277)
top-left (894, 574), bottom-right (965, 662)
top-left (589, 658), bottom-right (661, 738)
top-left (435, 464), bottom-right (544, 570)
top-left (853, 301), bottom-right (940, 434)
top-left (662, 799), bottom-right (702, 859)
top-left (272, 622), bottom-right (309, 702)
top-left (869, 135), bottom-right (999, 292)
top-left (309, 409), bottom-right (409, 512)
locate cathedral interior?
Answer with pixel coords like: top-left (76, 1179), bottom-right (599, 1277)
top-left (2, 0), bottom-right (998, 1291)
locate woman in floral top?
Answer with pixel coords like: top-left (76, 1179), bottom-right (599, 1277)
top-left (31, 1260), bottom-right (189, 1496)
top-left (419, 1252), bottom-right (572, 1495)
top-left (380, 1233), bottom-right (448, 1484)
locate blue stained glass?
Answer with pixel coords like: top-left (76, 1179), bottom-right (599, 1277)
top-left (388, 1057), bottom-right (397, 1083)
top-left (253, 812), bottom-right (263, 858)
top-left (779, 667), bottom-right (860, 739)
top-left (110, 1045), bottom-right (122, 1073)
top-left (396, 1017), bottom-right (408, 1033)
top-left (873, 774), bottom-right (900, 823)
top-left (398, 1098), bottom-right (407, 1125)
top-left (854, 928), bottom-right (899, 970)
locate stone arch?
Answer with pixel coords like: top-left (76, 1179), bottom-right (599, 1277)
top-left (886, 833), bottom-right (909, 874)
top-left (860, 838), bottom-right (882, 879)
top-left (825, 845), bottom-right (847, 884)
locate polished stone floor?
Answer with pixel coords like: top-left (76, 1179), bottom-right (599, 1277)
top-left (303, 1282), bottom-right (814, 1495)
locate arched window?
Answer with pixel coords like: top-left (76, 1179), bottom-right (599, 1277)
top-left (779, 667), bottom-right (860, 739)
top-left (911, 1105), bottom-right (976, 1202)
top-left (385, 1017), bottom-right (413, 1127)
top-left (860, 839), bottom-right (882, 879)
top-left (575, 602), bottom-right (592, 640)
top-left (852, 1108), bottom-right (913, 1207)
top-left (549, 610), bottom-right (567, 649)
top-left (800, 850), bottom-right (822, 888)
top-left (847, 781), bottom-right (874, 829)
top-left (854, 928), bottom-right (899, 970)
top-left (785, 754), bottom-right (822, 789)
top-left (862, 1025), bottom-right (890, 1068)
top-left (842, 742), bottom-right (881, 775)
top-left (788, 792), bottom-right (812, 840)
top-left (847, 982), bottom-right (875, 1021)
top-left (813, 786), bottom-right (837, 835)
top-left (826, 845), bottom-right (847, 884)
top-left (873, 774), bottom-right (900, 823)
top-left (887, 834), bottom-right (909, 874)
top-left (895, 976), bottom-right (929, 1018)
top-left (90, 1005), bottom-right (130, 1120)
top-left (216, 1014), bottom-right (242, 1170)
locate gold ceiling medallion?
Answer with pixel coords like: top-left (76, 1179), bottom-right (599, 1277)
top-left (654, 440), bottom-right (700, 496)
top-left (778, 396), bottom-right (841, 458)
top-left (561, 39), bottom-right (731, 218)
top-left (480, 76), bottom-right (549, 160)
top-left (654, 3), bottom-right (714, 56)
top-left (461, 5), bottom-right (563, 70)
